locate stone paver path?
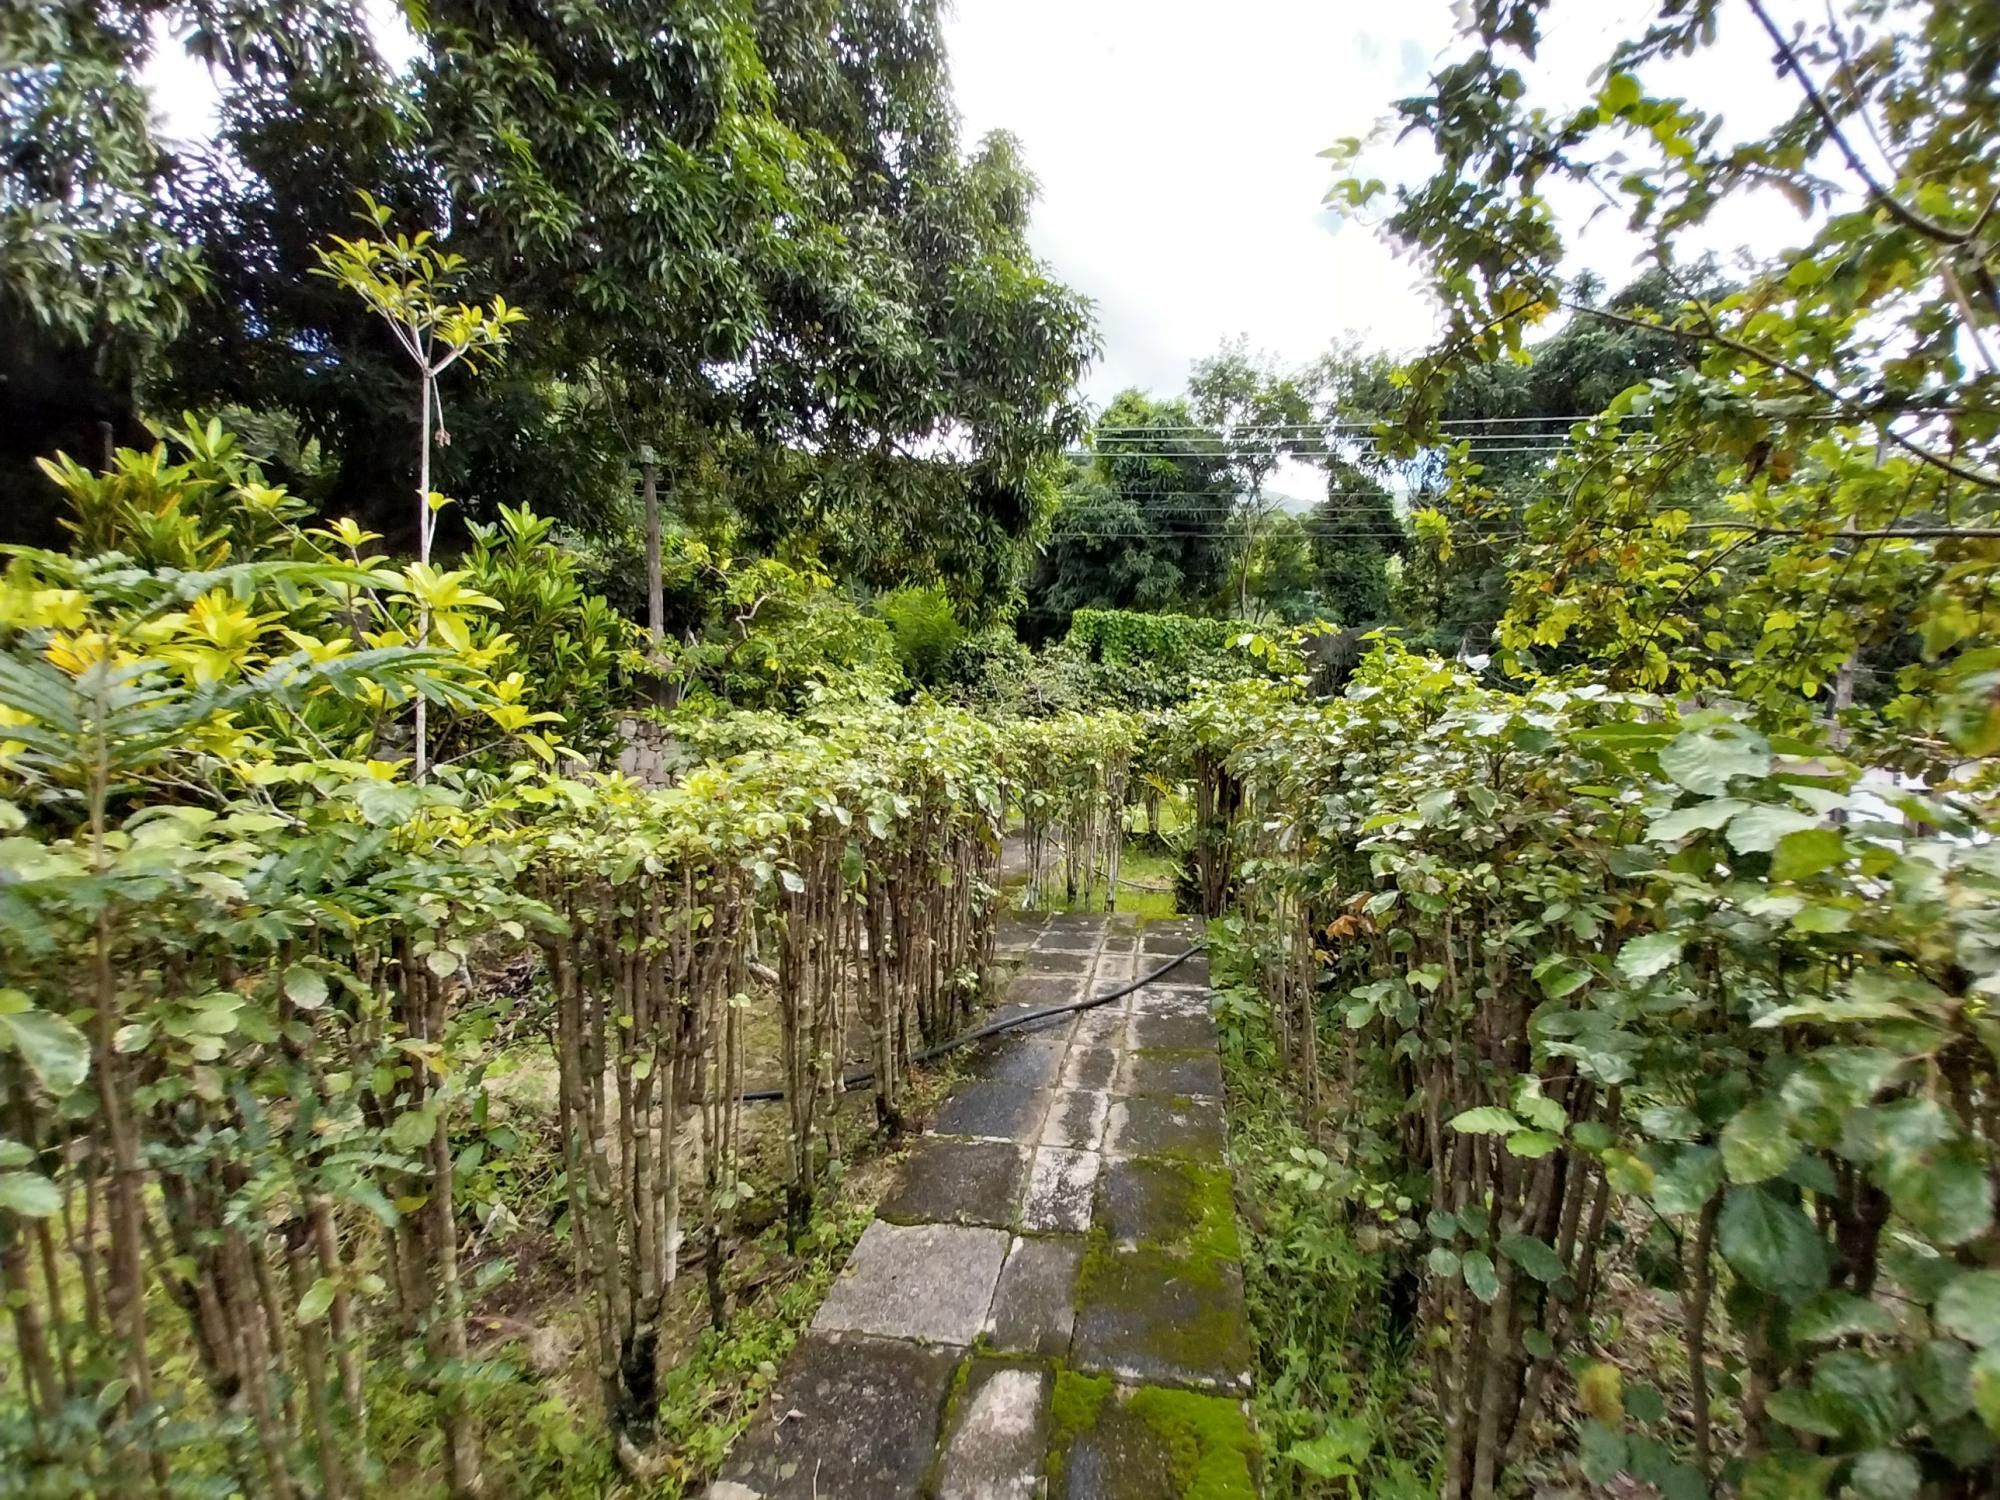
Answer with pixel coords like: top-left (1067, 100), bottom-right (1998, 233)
top-left (710, 912), bottom-right (1257, 1500)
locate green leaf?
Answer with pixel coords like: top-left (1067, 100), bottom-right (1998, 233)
top-left (1513, 1077), bottom-right (1567, 1132)
top-left (1721, 1098), bottom-right (1799, 1184)
top-left (388, 1109), bottom-right (437, 1152)
top-left (1884, 1142), bottom-right (1994, 1248)
top-left (0, 1008), bottom-right (90, 1096)
top-left (1812, 1350), bottom-right (1912, 1446)
top-left (297, 1277), bottom-right (337, 1323)
top-left (1844, 1450), bottom-right (1919, 1500)
top-left (1498, 1232), bottom-right (1565, 1283)
top-left (1971, 1346), bottom-right (2000, 1433)
top-left (424, 948), bottom-right (460, 979)
top-left (1718, 1186), bottom-right (1828, 1303)
top-left (283, 965), bottom-right (329, 1010)
top-left (1791, 1291), bottom-right (1897, 1344)
top-left (1626, 1382), bottom-right (1666, 1423)
top-left (1462, 1249), bottom-right (1499, 1303)
top-left (1449, 1106), bottom-right (1523, 1135)
top-left (1616, 931), bottom-right (1684, 979)
top-left (0, 1171), bottom-right (61, 1218)
top-left (1427, 1246), bottom-right (1461, 1276)
top-left (1653, 1146), bottom-right (1723, 1215)
top-left (1725, 803), bottom-right (1818, 854)
top-left (1770, 827), bottom-right (1847, 881)
top-left (1738, 1452), bottom-right (1838, 1500)
top-left (1937, 1271), bottom-right (2000, 1347)
top-left (1647, 797), bottom-right (1746, 841)
top-left (1506, 1130), bottom-right (1560, 1158)
top-left (1659, 727), bottom-right (1770, 795)
top-left (1767, 1386), bottom-right (1843, 1439)
top-left (1577, 1419), bottom-right (1626, 1485)
top-left (1603, 71), bottom-right (1641, 111)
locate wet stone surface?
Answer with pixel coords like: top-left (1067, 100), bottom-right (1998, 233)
top-left (933, 1080), bottom-right (1051, 1142)
top-left (1041, 1089), bottom-right (1110, 1150)
top-left (1118, 1047), bottom-right (1225, 1099)
top-left (1131, 1010), bottom-right (1219, 1050)
top-left (1051, 1377), bottom-right (1258, 1500)
top-left (715, 1332), bottom-right (957, 1498)
top-left (1104, 1095), bottom-right (1229, 1162)
top-left (986, 1235), bottom-right (1085, 1356)
top-left (1098, 1158), bottom-right (1240, 1260)
top-left (1022, 1145), bottom-right (1100, 1233)
top-left (1022, 949), bottom-right (1094, 975)
top-left (709, 914), bottom-right (1255, 1500)
top-left (878, 1138), bottom-right (1029, 1228)
top-left (967, 1031), bottom-right (1068, 1088)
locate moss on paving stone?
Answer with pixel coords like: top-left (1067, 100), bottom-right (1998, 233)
top-left (1072, 1241), bottom-right (1252, 1391)
top-left (1099, 1156), bottom-right (1240, 1262)
top-left (1047, 1369), bottom-right (1257, 1499)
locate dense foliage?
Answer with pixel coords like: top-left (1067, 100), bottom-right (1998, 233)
top-left (0, 443), bottom-right (1138, 1494)
top-left (3, 0), bottom-right (1095, 611)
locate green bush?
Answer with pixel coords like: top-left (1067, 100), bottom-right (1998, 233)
top-left (879, 585), bottom-right (963, 685)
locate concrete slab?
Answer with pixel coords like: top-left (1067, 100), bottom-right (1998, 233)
top-left (1022, 950), bottom-right (1093, 976)
top-left (1116, 1048), bottom-right (1224, 1099)
top-left (1059, 1043), bottom-right (1122, 1091)
top-left (1041, 1089), bottom-right (1110, 1151)
top-left (966, 1031), bottom-right (1067, 1088)
top-left (933, 1081), bottom-right (1051, 1143)
top-left (1072, 1008), bottom-right (1130, 1047)
top-left (1104, 1096), bottom-right (1228, 1163)
top-left (1036, 928), bottom-right (1100, 953)
top-left (934, 1359), bottom-right (1051, 1500)
top-left (1129, 985), bottom-right (1212, 1017)
top-left (1004, 974), bottom-right (1088, 1009)
top-left (1072, 1248), bottom-right (1254, 1392)
top-left (812, 1221), bottom-right (1008, 1345)
top-left (985, 1235), bottom-right (1083, 1356)
top-left (879, 1139), bottom-right (1029, 1229)
top-left (1021, 1146), bottom-right (1099, 1233)
top-left (1130, 1011), bottom-right (1218, 1051)
top-left (715, 1332), bottom-right (957, 1498)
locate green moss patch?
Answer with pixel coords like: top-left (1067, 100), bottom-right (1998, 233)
top-left (1099, 1156), bottom-right (1241, 1262)
top-left (1073, 1244), bottom-right (1254, 1392)
top-left (1048, 1371), bottom-right (1257, 1500)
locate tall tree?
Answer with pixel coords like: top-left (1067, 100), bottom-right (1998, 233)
top-left (8, 1), bottom-right (1096, 612)
top-left (1188, 337), bottom-right (1321, 613)
top-left (1022, 389), bottom-right (1239, 638)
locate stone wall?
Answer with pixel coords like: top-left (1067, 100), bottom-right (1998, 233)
top-left (613, 715), bottom-right (677, 785)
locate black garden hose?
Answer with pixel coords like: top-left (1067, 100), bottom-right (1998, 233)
top-left (735, 942), bottom-right (1207, 1103)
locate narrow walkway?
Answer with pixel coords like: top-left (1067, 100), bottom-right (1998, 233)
top-left (710, 913), bottom-right (1258, 1499)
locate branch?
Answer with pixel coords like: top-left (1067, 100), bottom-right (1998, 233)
top-left (1686, 522), bottom-right (2000, 539)
top-left (1746, 0), bottom-right (1979, 246)
top-left (1565, 299), bottom-right (2000, 491)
